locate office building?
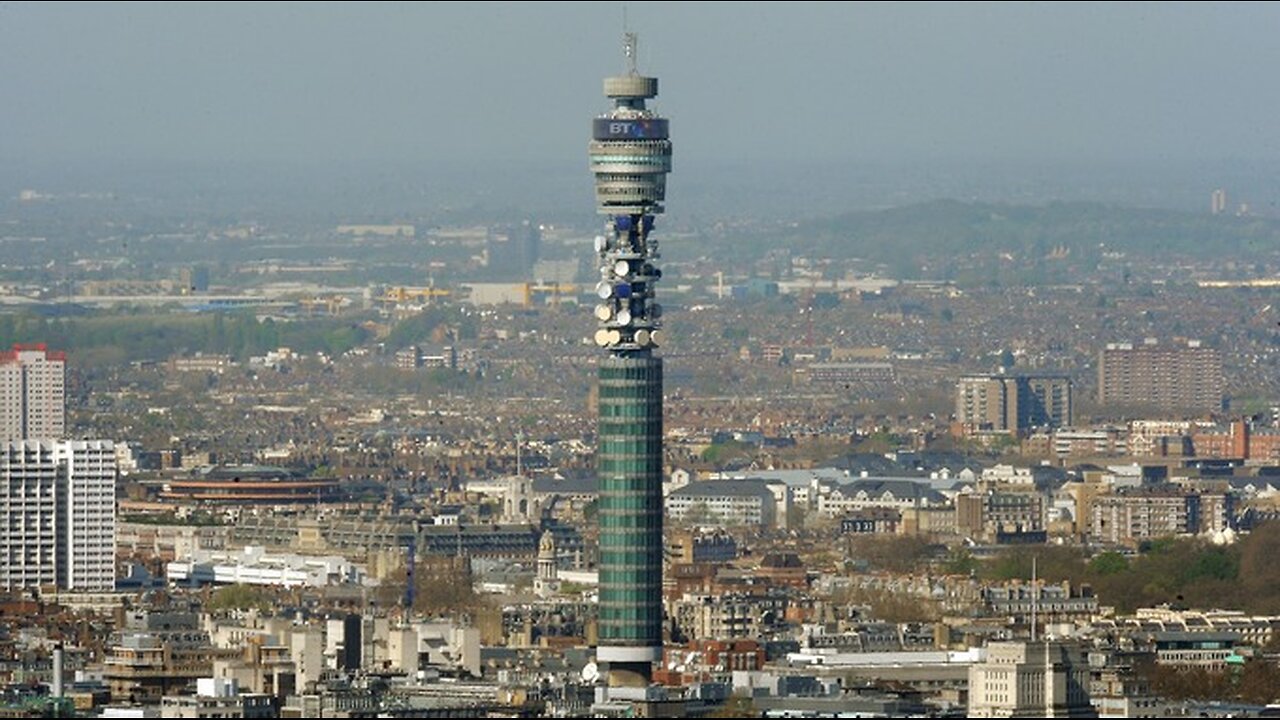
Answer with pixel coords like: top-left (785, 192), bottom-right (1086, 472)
top-left (0, 440), bottom-right (116, 592)
top-left (957, 374), bottom-right (1072, 436)
top-left (957, 491), bottom-right (1046, 543)
top-left (967, 640), bottom-right (1095, 718)
top-left (0, 344), bottom-right (66, 442)
top-left (666, 480), bottom-right (778, 528)
top-left (1097, 340), bottom-right (1222, 411)
top-left (1087, 487), bottom-right (1230, 546)
top-left (485, 221), bottom-right (541, 280)
top-left (1211, 188), bottom-right (1227, 215)
top-left (589, 32), bottom-right (673, 689)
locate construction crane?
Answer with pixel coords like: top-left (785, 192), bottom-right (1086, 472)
top-left (523, 282), bottom-right (577, 309)
top-left (297, 295), bottom-right (347, 315)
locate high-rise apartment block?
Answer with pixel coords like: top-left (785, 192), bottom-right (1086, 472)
top-left (589, 33), bottom-right (672, 689)
top-left (957, 374), bottom-right (1072, 436)
top-left (0, 440), bottom-right (116, 591)
top-left (1097, 340), bottom-right (1222, 411)
top-left (0, 344), bottom-right (66, 442)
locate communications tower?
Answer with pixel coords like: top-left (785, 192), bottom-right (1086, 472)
top-left (588, 32), bottom-right (672, 689)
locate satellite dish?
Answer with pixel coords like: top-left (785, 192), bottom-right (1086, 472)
top-left (581, 662), bottom-right (600, 683)
top-left (594, 305), bottom-right (613, 321)
top-left (613, 260), bottom-right (630, 277)
top-left (606, 329), bottom-right (622, 345)
top-left (616, 309), bottom-right (632, 326)
top-left (635, 329), bottom-right (651, 346)
top-left (594, 330), bottom-right (611, 347)
top-left (593, 236), bottom-right (608, 253)
top-left (595, 282), bottom-right (613, 300)
top-left (650, 329), bottom-right (664, 346)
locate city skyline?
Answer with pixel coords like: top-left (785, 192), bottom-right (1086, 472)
top-left (2, 3), bottom-right (1280, 717)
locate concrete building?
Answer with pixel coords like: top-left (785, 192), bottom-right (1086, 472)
top-left (287, 628), bottom-right (324, 692)
top-left (1087, 487), bottom-right (1230, 546)
top-left (666, 480), bottom-right (779, 528)
top-left (160, 678), bottom-right (275, 719)
top-left (165, 546), bottom-right (363, 588)
top-left (981, 582), bottom-right (1099, 627)
top-left (61, 440), bottom-right (118, 591)
top-left (589, 32), bottom-right (673, 689)
top-left (0, 440), bottom-right (116, 592)
top-left (666, 529), bottom-right (737, 564)
top-left (1211, 188), bottom-right (1227, 215)
top-left (670, 592), bottom-right (789, 641)
top-left (160, 465), bottom-right (340, 505)
top-left (0, 344), bottom-right (65, 442)
top-left (967, 640), bottom-right (1095, 718)
top-left (485, 221), bottom-right (541, 280)
top-left (840, 507), bottom-right (903, 534)
top-left (1090, 663), bottom-right (1174, 718)
top-left (1097, 340), bottom-right (1223, 411)
top-left (798, 362), bottom-right (896, 386)
top-left (957, 374), bottom-right (1072, 436)
top-left (957, 490), bottom-right (1046, 543)
top-left (105, 612), bottom-right (235, 704)
top-left (818, 478), bottom-right (948, 518)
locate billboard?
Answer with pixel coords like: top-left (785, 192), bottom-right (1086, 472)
top-left (593, 118), bottom-right (669, 140)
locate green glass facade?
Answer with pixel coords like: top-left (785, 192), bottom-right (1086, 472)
top-left (597, 355), bottom-right (664, 649)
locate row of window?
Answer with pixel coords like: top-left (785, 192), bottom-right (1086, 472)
top-left (598, 569), bottom-right (662, 585)
top-left (599, 516), bottom-right (662, 531)
top-left (599, 608), bottom-right (663, 624)
top-left (599, 426), bottom-right (662, 440)
top-left (599, 403), bottom-right (659, 418)
top-left (599, 364), bottom-right (663, 379)
top-left (599, 441), bottom-right (662, 457)
top-left (599, 542), bottom-right (663, 557)
top-left (599, 588), bottom-right (661, 605)
top-left (599, 462), bottom-right (661, 477)
top-left (597, 496), bottom-right (660, 511)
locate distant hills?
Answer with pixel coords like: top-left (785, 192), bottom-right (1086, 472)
top-left (755, 200), bottom-right (1280, 281)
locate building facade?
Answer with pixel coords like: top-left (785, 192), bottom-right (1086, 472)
top-left (1097, 341), bottom-right (1222, 411)
top-left (957, 374), bottom-right (1072, 436)
top-left (0, 440), bottom-right (116, 592)
top-left (0, 344), bottom-right (66, 442)
top-left (666, 481), bottom-right (779, 528)
top-left (967, 640), bottom-right (1095, 718)
top-left (1087, 487), bottom-right (1229, 546)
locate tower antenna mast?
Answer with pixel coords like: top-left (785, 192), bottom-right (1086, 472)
top-left (624, 32), bottom-right (638, 75)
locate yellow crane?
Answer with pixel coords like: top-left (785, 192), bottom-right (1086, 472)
top-left (297, 295), bottom-right (346, 315)
top-left (380, 286), bottom-right (453, 306)
top-left (523, 282), bottom-right (577, 308)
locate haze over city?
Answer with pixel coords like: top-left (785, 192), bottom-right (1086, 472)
top-left (2, 2), bottom-right (1280, 718)
top-left (4, 2), bottom-right (1280, 219)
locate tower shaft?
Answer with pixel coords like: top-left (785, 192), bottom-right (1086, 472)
top-left (589, 35), bottom-right (671, 686)
top-left (596, 355), bottom-right (664, 681)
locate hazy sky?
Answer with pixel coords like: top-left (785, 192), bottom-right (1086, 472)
top-left (3, 2), bottom-right (1278, 168)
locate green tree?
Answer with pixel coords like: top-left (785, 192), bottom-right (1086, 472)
top-left (1088, 551), bottom-right (1129, 575)
top-left (207, 584), bottom-right (273, 612)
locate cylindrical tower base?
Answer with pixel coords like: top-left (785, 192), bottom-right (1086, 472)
top-left (596, 355), bottom-right (664, 680)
